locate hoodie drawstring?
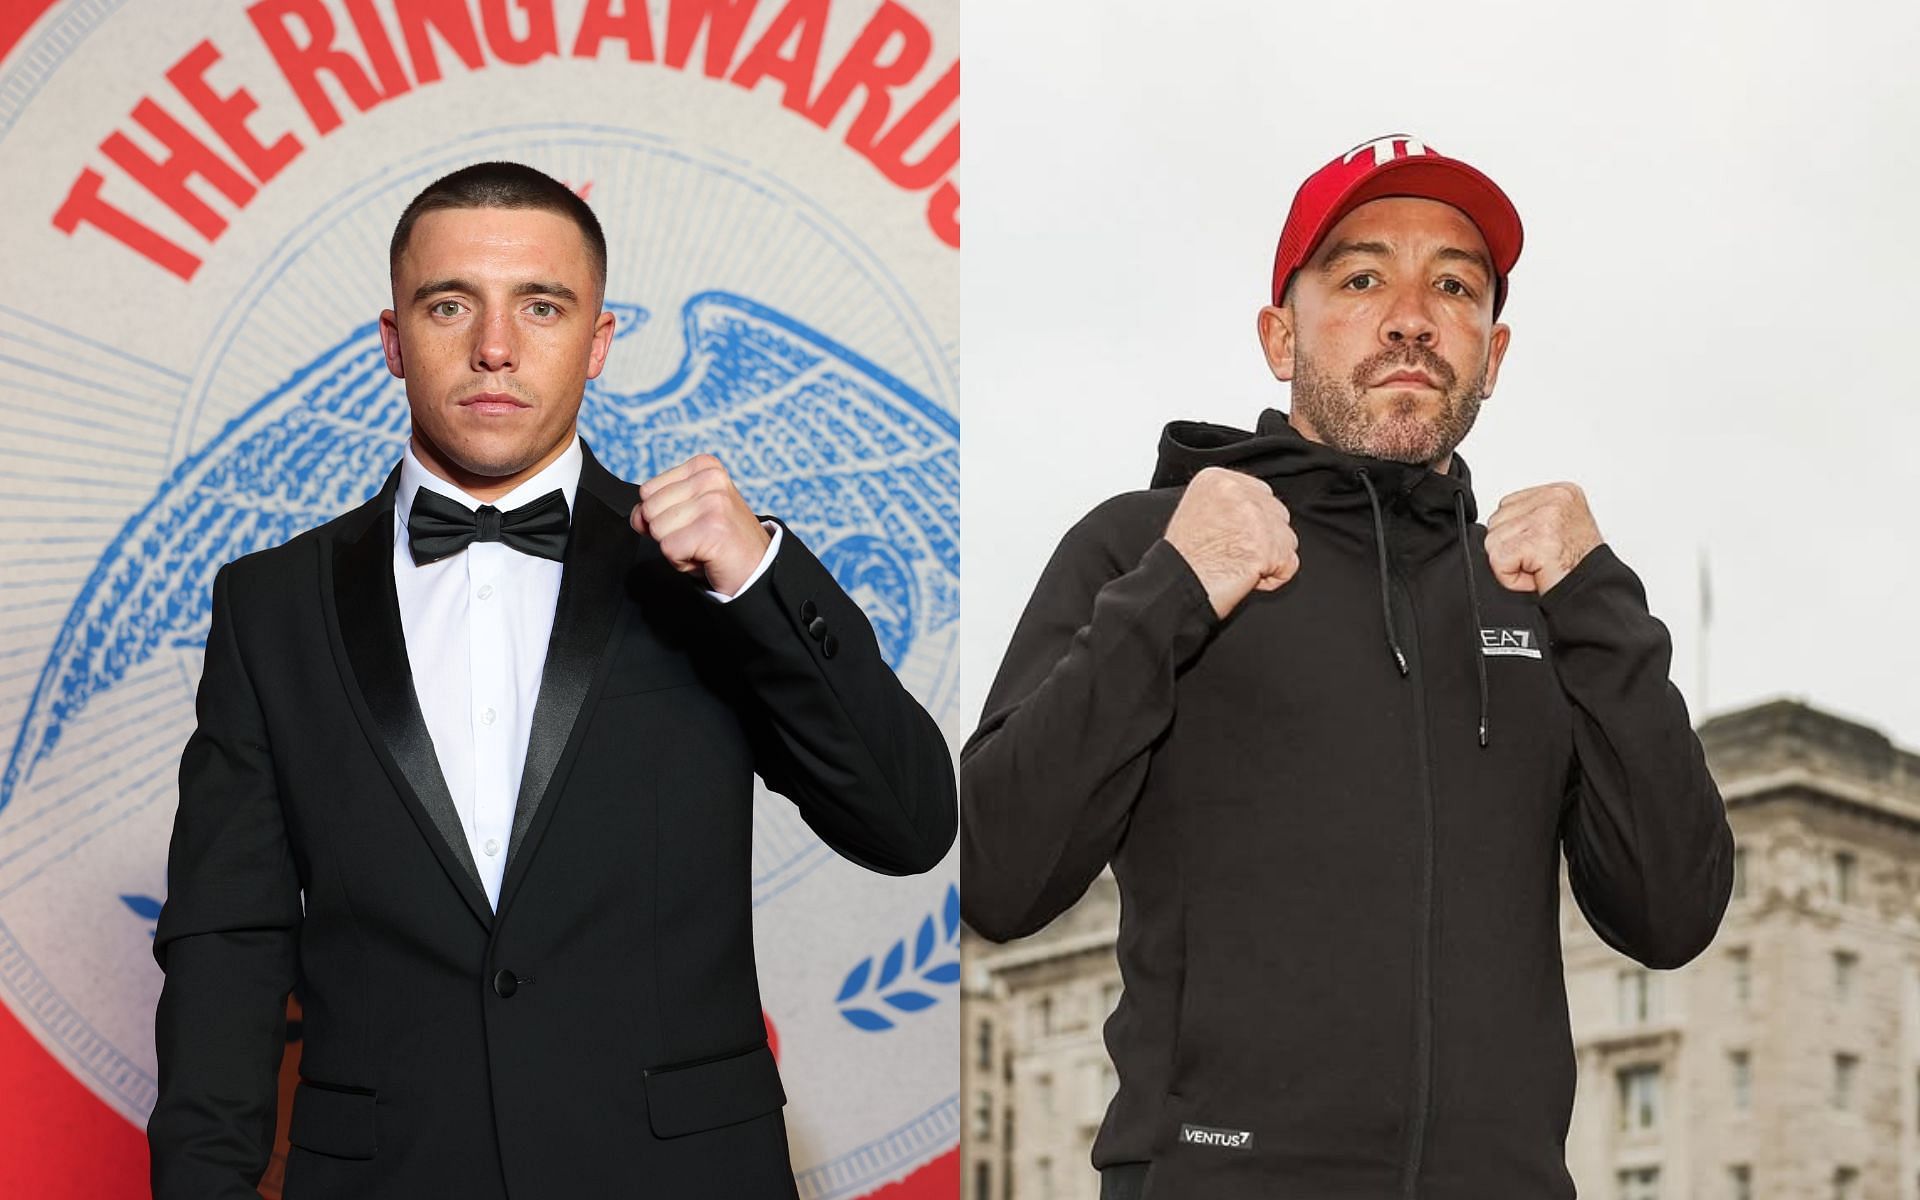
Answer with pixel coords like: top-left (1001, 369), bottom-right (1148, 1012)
top-left (1357, 470), bottom-right (1492, 748)
top-left (1355, 470), bottom-right (1409, 677)
top-left (1454, 491), bottom-right (1490, 748)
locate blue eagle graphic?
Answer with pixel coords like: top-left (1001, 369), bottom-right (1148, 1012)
top-left (1, 292), bottom-right (959, 814)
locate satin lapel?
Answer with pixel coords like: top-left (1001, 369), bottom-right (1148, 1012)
top-left (498, 445), bottom-right (636, 904)
top-left (327, 468), bottom-right (494, 929)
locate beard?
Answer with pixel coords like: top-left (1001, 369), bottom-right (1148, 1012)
top-left (1290, 341), bottom-right (1487, 466)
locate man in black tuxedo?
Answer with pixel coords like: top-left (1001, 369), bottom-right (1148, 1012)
top-left (148, 161), bottom-right (956, 1199)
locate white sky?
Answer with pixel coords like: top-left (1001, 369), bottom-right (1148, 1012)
top-left (960, 0), bottom-right (1920, 753)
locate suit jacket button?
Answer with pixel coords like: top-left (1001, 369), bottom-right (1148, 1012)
top-left (799, 599), bottom-right (818, 624)
top-left (807, 616), bottom-right (829, 641)
top-left (493, 968), bottom-right (518, 998)
top-left (822, 633), bottom-right (839, 659)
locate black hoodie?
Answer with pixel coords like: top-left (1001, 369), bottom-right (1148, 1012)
top-left (961, 410), bottom-right (1734, 1199)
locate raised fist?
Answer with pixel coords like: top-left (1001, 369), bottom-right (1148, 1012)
top-left (1163, 466), bottom-right (1300, 620)
top-left (630, 454), bottom-right (772, 597)
top-left (1484, 482), bottom-right (1603, 595)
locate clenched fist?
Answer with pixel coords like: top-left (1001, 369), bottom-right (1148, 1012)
top-left (1484, 482), bottom-right (1603, 595)
top-left (1164, 466), bottom-right (1300, 620)
top-left (630, 454), bottom-right (772, 596)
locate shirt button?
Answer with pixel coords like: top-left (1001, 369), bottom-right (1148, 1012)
top-left (481, 707), bottom-right (497, 726)
top-left (484, 838), bottom-right (500, 857)
top-left (477, 583), bottom-right (494, 600)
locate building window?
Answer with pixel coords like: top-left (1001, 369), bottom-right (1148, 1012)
top-left (1102, 980), bottom-right (1122, 1017)
top-left (1833, 1166), bottom-right (1858, 1200)
top-left (1616, 1165), bottom-right (1660, 1200)
top-left (1831, 851), bottom-right (1857, 904)
top-left (1034, 1156), bottom-right (1055, 1200)
top-left (1618, 969), bottom-right (1657, 1025)
top-left (1833, 950), bottom-right (1857, 1002)
top-left (1035, 995), bottom-right (1054, 1037)
top-left (1731, 845), bottom-right (1748, 900)
top-left (1081, 1059), bottom-right (1105, 1121)
top-left (1035, 1072), bottom-right (1055, 1115)
top-left (1832, 1054), bottom-right (1858, 1110)
top-left (1729, 1051), bottom-right (1750, 1112)
top-left (972, 1091), bottom-right (992, 1142)
top-left (973, 1163), bottom-right (992, 1200)
top-left (1729, 1164), bottom-right (1751, 1200)
top-left (1617, 1065), bottom-right (1661, 1132)
top-left (1101, 1060), bottom-right (1118, 1106)
top-left (1729, 946), bottom-right (1751, 1005)
top-left (976, 1018), bottom-right (993, 1070)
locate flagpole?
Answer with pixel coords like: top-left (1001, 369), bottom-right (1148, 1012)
top-left (1696, 547), bottom-right (1712, 718)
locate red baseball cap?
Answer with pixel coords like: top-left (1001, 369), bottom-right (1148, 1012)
top-left (1271, 134), bottom-right (1524, 316)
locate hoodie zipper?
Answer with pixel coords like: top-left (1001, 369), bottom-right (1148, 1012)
top-left (1386, 542), bottom-right (1437, 1198)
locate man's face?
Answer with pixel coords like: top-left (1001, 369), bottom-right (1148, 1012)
top-left (380, 206), bottom-right (615, 493)
top-left (1258, 196), bottom-right (1511, 468)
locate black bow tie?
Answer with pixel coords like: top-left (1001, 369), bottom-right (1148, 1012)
top-left (406, 487), bottom-right (570, 565)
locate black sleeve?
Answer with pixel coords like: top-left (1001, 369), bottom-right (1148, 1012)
top-left (1541, 543), bottom-right (1736, 969)
top-left (149, 563), bottom-right (302, 1199)
top-left (960, 501), bottom-right (1217, 942)
top-left (714, 521), bottom-right (956, 875)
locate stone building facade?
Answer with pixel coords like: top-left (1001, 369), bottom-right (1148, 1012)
top-left (962, 699), bottom-right (1920, 1199)
top-left (962, 868), bottom-right (1123, 1200)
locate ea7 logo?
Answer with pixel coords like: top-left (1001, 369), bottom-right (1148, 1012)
top-left (1480, 627), bottom-right (1543, 659)
top-left (1179, 1123), bottom-right (1253, 1150)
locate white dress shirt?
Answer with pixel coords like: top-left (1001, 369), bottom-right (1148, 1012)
top-left (392, 435), bottom-right (781, 907)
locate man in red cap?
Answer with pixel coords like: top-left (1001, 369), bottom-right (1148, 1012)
top-left (962, 135), bottom-right (1733, 1199)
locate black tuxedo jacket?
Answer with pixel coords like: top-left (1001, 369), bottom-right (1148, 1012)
top-left (148, 442), bottom-right (956, 1199)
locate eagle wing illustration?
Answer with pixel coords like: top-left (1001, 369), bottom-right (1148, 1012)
top-left (578, 292), bottom-right (958, 664)
top-left (1, 329), bottom-right (407, 812)
top-left (2, 293), bottom-right (957, 814)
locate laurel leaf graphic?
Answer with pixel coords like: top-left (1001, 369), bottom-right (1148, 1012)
top-left (876, 940), bottom-right (906, 990)
top-left (836, 956), bottom-right (874, 1003)
top-left (841, 1007), bottom-right (895, 1032)
top-left (834, 885), bottom-right (963, 1032)
top-left (120, 894), bottom-right (163, 920)
top-left (913, 915), bottom-right (935, 969)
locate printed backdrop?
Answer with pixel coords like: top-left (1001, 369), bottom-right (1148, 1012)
top-left (0, 1), bottom-right (959, 1195)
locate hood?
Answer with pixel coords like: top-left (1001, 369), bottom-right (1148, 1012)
top-left (1151, 408), bottom-right (1478, 525)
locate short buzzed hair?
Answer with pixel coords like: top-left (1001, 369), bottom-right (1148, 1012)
top-left (389, 161), bottom-right (607, 295)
